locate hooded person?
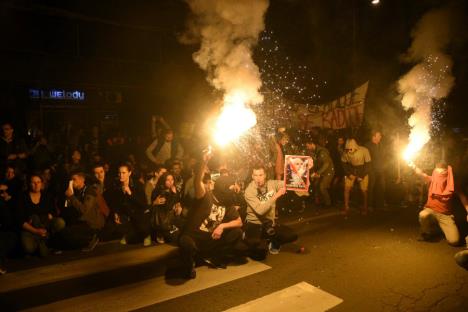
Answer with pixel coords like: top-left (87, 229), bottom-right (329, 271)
top-left (413, 162), bottom-right (459, 246)
top-left (213, 175), bottom-right (245, 211)
top-left (341, 139), bottom-right (372, 216)
top-left (178, 151), bottom-right (245, 279)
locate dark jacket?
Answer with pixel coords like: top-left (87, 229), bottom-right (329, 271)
top-left (66, 185), bottom-right (106, 230)
top-left (106, 181), bottom-right (148, 221)
top-left (311, 145), bottom-right (335, 176)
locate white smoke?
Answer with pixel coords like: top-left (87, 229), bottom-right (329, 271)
top-left (181, 0), bottom-right (269, 105)
top-left (398, 7), bottom-right (455, 162)
top-left (181, 0), bottom-right (269, 146)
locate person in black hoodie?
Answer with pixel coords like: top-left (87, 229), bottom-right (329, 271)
top-left (178, 150), bottom-right (244, 279)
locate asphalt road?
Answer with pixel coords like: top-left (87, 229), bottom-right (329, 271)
top-left (1, 205), bottom-right (467, 311)
top-left (143, 206), bottom-right (468, 312)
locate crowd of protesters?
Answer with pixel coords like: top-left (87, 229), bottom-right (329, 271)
top-left (1, 115), bottom-right (468, 277)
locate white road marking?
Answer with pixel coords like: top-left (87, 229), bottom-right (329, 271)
top-left (224, 282), bottom-right (343, 312)
top-left (23, 260), bottom-right (271, 312)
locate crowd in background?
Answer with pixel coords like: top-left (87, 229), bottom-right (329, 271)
top-left (1, 115), bottom-right (468, 276)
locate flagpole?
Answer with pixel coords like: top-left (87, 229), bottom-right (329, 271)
top-left (396, 132), bottom-right (401, 184)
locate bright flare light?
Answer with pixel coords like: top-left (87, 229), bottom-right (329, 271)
top-left (213, 91), bottom-right (257, 147)
top-left (402, 121), bottom-right (431, 164)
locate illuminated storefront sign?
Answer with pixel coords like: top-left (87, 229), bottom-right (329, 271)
top-left (29, 89), bottom-right (85, 101)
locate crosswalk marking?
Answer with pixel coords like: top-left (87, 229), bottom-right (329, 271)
top-left (224, 282), bottom-right (343, 312)
top-left (0, 245), bottom-right (178, 293)
top-left (23, 260), bottom-right (271, 312)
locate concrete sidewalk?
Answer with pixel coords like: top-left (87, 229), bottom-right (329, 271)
top-left (0, 208), bottom-right (340, 295)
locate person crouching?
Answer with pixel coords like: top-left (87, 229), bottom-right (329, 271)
top-left (178, 150), bottom-right (244, 279)
top-left (412, 162), bottom-right (460, 246)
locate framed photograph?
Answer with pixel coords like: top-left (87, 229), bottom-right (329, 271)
top-left (284, 155), bottom-right (312, 191)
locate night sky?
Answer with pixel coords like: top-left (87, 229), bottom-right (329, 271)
top-left (1, 0), bottom-right (467, 132)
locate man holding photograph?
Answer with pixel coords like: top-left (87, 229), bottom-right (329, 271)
top-left (244, 165), bottom-right (298, 257)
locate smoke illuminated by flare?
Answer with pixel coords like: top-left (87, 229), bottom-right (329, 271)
top-left (399, 56), bottom-right (453, 164)
top-left (213, 91), bottom-right (257, 147)
top-left (181, 0), bottom-right (269, 148)
top-left (398, 7), bottom-right (455, 165)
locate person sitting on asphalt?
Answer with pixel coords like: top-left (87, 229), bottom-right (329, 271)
top-left (58, 171), bottom-right (105, 252)
top-left (243, 165), bottom-right (298, 259)
top-left (411, 162), bottom-right (460, 246)
top-left (341, 138), bottom-right (372, 216)
top-left (106, 163), bottom-right (152, 246)
top-left (19, 174), bottom-right (65, 257)
top-left (178, 149), bottom-right (244, 279)
top-left (151, 172), bottom-right (182, 244)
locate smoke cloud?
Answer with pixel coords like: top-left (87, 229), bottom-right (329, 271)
top-left (398, 6), bottom-right (455, 162)
top-left (181, 0), bottom-right (269, 105)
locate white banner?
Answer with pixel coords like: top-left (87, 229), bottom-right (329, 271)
top-left (262, 81), bottom-right (368, 130)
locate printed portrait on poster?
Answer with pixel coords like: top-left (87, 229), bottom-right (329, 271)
top-left (284, 155), bottom-right (312, 191)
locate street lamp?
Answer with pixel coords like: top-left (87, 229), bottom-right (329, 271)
top-left (371, 0), bottom-right (380, 5)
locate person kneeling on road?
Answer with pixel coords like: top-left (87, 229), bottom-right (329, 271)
top-left (411, 162), bottom-right (460, 246)
top-left (244, 165), bottom-right (298, 259)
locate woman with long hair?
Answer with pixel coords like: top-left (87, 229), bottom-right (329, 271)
top-left (151, 172), bottom-right (182, 243)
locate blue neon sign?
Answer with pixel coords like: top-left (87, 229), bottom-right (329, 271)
top-left (29, 89), bottom-right (85, 101)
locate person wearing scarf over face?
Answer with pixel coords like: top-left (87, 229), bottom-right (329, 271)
top-left (412, 162), bottom-right (459, 246)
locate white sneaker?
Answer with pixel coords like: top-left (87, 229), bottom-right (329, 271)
top-left (268, 242), bottom-right (280, 255)
top-left (120, 236), bottom-right (127, 245)
top-left (156, 235), bottom-right (165, 244)
top-left (143, 235), bottom-right (152, 247)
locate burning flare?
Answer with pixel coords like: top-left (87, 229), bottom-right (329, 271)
top-left (213, 91), bottom-right (257, 147)
top-left (400, 93), bottom-right (432, 164)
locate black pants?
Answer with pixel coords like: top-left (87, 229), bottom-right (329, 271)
top-left (51, 223), bottom-right (96, 250)
top-left (0, 231), bottom-right (18, 266)
top-left (369, 170), bottom-right (385, 209)
top-left (178, 228), bottom-right (245, 269)
top-left (101, 213), bottom-right (152, 243)
top-left (244, 222), bottom-right (298, 260)
top-left (128, 212), bottom-right (152, 242)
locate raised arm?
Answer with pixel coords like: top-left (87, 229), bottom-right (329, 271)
top-left (194, 149), bottom-right (211, 199)
top-left (411, 164), bottom-right (432, 183)
top-left (145, 137), bottom-right (159, 164)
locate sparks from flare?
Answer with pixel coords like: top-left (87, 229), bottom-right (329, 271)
top-left (400, 55), bottom-right (451, 165)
